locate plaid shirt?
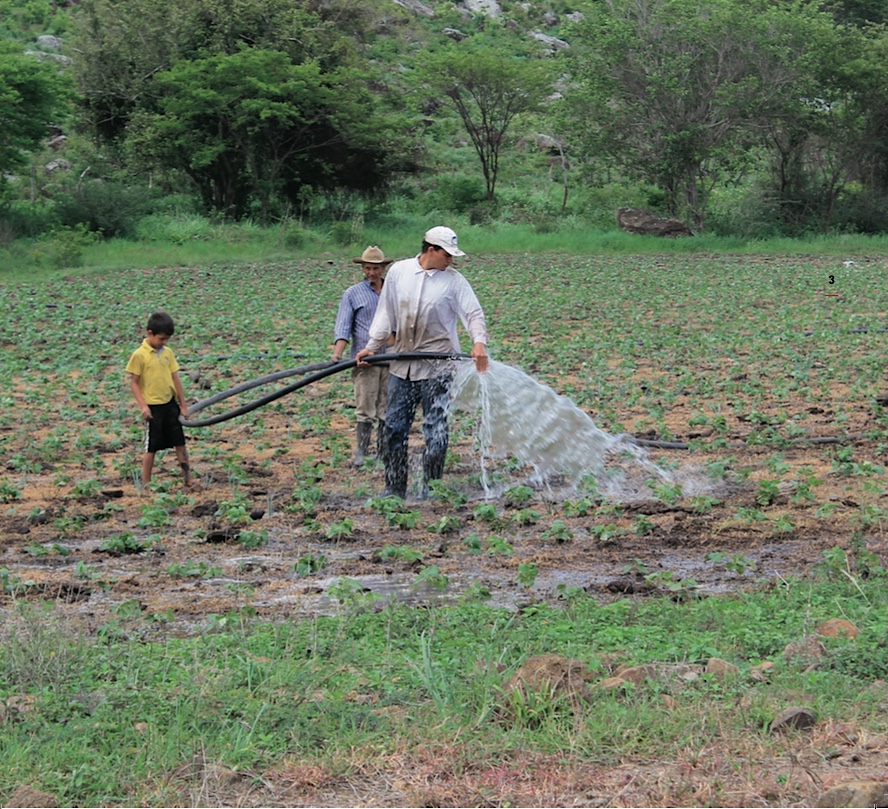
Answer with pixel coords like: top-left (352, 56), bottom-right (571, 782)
top-left (333, 279), bottom-right (385, 359)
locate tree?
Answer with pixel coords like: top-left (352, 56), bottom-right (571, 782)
top-left (67, 0), bottom-right (415, 218)
top-left (561, 0), bottom-right (836, 232)
top-left (417, 41), bottom-right (552, 202)
top-left (128, 49), bottom-right (405, 220)
top-left (0, 43), bottom-right (71, 177)
top-left (67, 0), bottom-right (327, 143)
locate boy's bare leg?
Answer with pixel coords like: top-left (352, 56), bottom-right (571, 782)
top-left (141, 452), bottom-right (155, 490)
top-left (175, 445), bottom-right (193, 487)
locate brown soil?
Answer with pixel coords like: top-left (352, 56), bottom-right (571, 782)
top-left (2, 325), bottom-right (888, 806)
top-left (2, 386), bottom-right (883, 624)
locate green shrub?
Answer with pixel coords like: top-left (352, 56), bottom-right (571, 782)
top-left (435, 175), bottom-right (486, 214)
top-left (29, 223), bottom-right (98, 268)
top-left (55, 181), bottom-right (157, 238)
top-left (134, 213), bottom-right (214, 244)
top-left (0, 200), bottom-right (61, 241)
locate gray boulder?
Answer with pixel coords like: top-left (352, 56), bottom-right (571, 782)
top-left (530, 31), bottom-right (569, 51)
top-left (462, 0), bottom-right (501, 17)
top-left (36, 35), bottom-right (63, 51)
top-left (390, 0), bottom-right (434, 17)
top-left (617, 207), bottom-right (694, 237)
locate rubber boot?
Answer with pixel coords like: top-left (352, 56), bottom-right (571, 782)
top-left (420, 451), bottom-right (446, 499)
top-left (352, 422), bottom-right (372, 467)
top-left (376, 420), bottom-right (387, 462)
top-left (384, 436), bottom-right (408, 499)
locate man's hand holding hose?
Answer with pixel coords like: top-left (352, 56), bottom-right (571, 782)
top-left (470, 342), bottom-right (489, 374)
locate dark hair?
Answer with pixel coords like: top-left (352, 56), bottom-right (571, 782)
top-left (147, 311), bottom-right (175, 336)
top-left (421, 241), bottom-right (446, 254)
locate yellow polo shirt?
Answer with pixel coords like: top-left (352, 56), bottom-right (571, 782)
top-left (126, 339), bottom-right (180, 405)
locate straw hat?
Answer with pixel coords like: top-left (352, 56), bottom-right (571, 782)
top-left (353, 245), bottom-right (394, 265)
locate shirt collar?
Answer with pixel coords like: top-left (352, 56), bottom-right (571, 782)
top-left (141, 338), bottom-right (166, 355)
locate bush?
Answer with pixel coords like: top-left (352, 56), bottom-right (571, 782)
top-left (706, 182), bottom-right (784, 239)
top-left (833, 183), bottom-right (888, 235)
top-left (0, 200), bottom-right (61, 242)
top-left (134, 213), bottom-right (214, 244)
top-left (55, 181), bottom-right (157, 238)
top-left (434, 175), bottom-right (486, 214)
top-left (29, 223), bottom-right (99, 268)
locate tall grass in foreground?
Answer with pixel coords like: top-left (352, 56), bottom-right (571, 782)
top-left (0, 573), bottom-right (885, 806)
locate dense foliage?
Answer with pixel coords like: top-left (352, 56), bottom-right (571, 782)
top-left (4, 0), bottom-right (888, 244)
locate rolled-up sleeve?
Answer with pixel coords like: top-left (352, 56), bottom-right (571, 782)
top-left (365, 287), bottom-right (394, 352)
top-left (333, 293), bottom-right (354, 344)
top-left (458, 283), bottom-right (488, 345)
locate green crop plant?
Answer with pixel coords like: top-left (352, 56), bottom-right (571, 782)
top-left (138, 503), bottom-right (171, 528)
top-left (755, 479), bottom-right (781, 506)
top-left (99, 532), bottom-right (149, 555)
top-left (53, 514), bottom-right (85, 536)
top-left (503, 485), bottom-right (535, 507)
top-left (428, 480), bottom-right (467, 507)
top-left (563, 498), bottom-right (594, 517)
top-left (69, 478), bottom-right (103, 498)
top-left (0, 480), bottom-right (22, 503)
top-left (237, 529), bottom-right (268, 549)
top-left (541, 520), bottom-right (573, 543)
top-left (647, 479), bottom-right (683, 505)
top-left (517, 563), bottom-right (539, 587)
top-left (215, 495), bottom-right (253, 525)
top-left (0, 567), bottom-right (35, 594)
top-left (473, 503), bottom-right (498, 522)
top-left (325, 517), bottom-right (355, 541)
top-left (463, 532), bottom-right (483, 554)
top-left (167, 561), bottom-right (222, 579)
top-left (327, 577), bottom-right (379, 610)
top-left (511, 508), bottom-right (540, 525)
top-left (294, 553), bottom-right (327, 576)
top-left (591, 523), bottom-right (622, 544)
top-left (428, 515), bottom-right (460, 534)
top-left (645, 569), bottom-right (698, 596)
top-left (771, 514), bottom-right (795, 534)
top-left (485, 535), bottom-right (513, 556)
top-left (374, 545), bottom-right (424, 563)
top-left (389, 509), bottom-right (422, 529)
top-left (414, 565), bottom-right (449, 591)
top-left (690, 495), bottom-right (721, 514)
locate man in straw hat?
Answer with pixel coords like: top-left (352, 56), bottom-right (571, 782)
top-left (333, 245), bottom-right (394, 466)
top-left (356, 226), bottom-right (489, 499)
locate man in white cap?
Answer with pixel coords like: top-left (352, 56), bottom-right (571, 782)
top-left (333, 245), bottom-right (394, 466)
top-left (356, 226), bottom-right (489, 499)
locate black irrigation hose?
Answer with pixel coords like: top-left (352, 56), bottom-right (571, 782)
top-left (631, 434), bottom-right (871, 450)
top-left (180, 352), bottom-right (471, 428)
top-left (182, 352), bottom-right (879, 449)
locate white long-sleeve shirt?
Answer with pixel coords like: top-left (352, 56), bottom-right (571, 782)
top-left (364, 255), bottom-right (488, 380)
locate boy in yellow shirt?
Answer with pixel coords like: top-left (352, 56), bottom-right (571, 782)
top-left (126, 311), bottom-right (194, 490)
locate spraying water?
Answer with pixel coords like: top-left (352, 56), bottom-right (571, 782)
top-left (449, 359), bottom-right (680, 500)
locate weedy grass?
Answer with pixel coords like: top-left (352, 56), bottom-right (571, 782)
top-left (8, 224), bottom-right (888, 281)
top-left (0, 573), bottom-right (885, 806)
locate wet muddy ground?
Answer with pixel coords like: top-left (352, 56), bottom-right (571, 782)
top-left (1, 394), bottom-right (884, 634)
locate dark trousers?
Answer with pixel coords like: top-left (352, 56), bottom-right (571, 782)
top-left (384, 373), bottom-right (452, 497)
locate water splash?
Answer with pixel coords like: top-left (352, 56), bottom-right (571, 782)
top-left (449, 359), bottom-right (677, 500)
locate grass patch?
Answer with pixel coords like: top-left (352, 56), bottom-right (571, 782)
top-left (0, 574), bottom-right (884, 805)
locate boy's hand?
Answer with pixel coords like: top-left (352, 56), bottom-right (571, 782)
top-left (141, 405), bottom-right (152, 420)
top-left (180, 403), bottom-right (190, 417)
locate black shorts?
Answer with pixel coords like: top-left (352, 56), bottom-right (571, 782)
top-left (143, 399), bottom-right (186, 453)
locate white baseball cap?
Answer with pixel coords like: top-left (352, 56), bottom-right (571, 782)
top-left (424, 225), bottom-right (465, 256)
